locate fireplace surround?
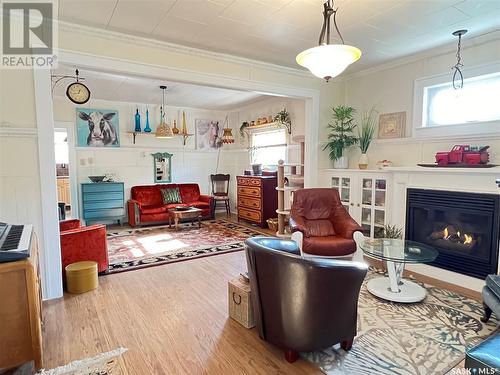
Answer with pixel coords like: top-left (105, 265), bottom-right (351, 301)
top-left (406, 188), bottom-right (499, 279)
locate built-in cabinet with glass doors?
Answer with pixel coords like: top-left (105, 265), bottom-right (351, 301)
top-left (328, 171), bottom-right (391, 238)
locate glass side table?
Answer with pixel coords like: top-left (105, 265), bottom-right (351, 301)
top-left (358, 238), bottom-right (438, 303)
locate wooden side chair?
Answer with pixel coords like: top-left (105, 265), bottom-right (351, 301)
top-left (210, 174), bottom-right (231, 216)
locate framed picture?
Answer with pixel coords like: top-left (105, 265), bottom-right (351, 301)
top-left (195, 119), bottom-right (220, 150)
top-left (76, 108), bottom-right (120, 147)
top-left (378, 112), bottom-right (406, 139)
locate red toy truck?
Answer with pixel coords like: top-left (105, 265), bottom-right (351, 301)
top-left (435, 145), bottom-right (490, 166)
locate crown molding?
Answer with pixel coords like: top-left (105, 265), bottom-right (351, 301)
top-left (57, 22), bottom-right (312, 79)
top-left (339, 29), bottom-right (500, 82)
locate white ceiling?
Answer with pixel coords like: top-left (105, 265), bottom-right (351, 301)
top-left (52, 65), bottom-right (267, 110)
top-left (57, 0), bottom-right (500, 72)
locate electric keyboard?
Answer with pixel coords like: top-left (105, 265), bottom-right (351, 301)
top-left (0, 222), bottom-right (33, 262)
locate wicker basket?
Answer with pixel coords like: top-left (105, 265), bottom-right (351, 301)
top-left (228, 277), bottom-right (255, 329)
top-left (267, 218), bottom-right (278, 232)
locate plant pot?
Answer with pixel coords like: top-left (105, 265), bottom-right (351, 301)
top-left (359, 153), bottom-right (369, 169)
top-left (333, 156), bottom-right (349, 169)
top-left (251, 164), bottom-right (263, 175)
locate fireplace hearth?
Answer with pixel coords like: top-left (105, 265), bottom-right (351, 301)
top-left (406, 189), bottom-right (499, 279)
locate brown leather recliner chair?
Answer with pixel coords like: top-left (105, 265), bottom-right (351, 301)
top-left (289, 188), bottom-right (363, 256)
top-left (245, 237), bottom-right (368, 363)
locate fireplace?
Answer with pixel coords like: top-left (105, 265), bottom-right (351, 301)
top-left (406, 189), bottom-right (499, 279)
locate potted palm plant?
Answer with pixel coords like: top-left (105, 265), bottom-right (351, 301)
top-left (323, 105), bottom-right (358, 169)
top-left (357, 108), bottom-right (378, 169)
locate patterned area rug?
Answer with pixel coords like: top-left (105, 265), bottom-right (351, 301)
top-left (106, 219), bottom-right (265, 274)
top-left (303, 268), bottom-right (498, 375)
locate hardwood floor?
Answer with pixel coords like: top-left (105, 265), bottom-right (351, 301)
top-left (42, 217), bottom-right (320, 374)
top-left (42, 215), bottom-right (475, 374)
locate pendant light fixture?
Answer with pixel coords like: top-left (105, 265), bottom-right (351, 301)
top-left (220, 116), bottom-right (235, 144)
top-left (155, 85), bottom-right (173, 139)
top-left (451, 29), bottom-right (467, 90)
top-left (296, 0), bottom-right (361, 82)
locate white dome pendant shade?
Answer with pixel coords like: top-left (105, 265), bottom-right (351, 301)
top-left (296, 1), bottom-right (361, 81)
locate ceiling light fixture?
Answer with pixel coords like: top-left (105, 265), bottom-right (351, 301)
top-left (451, 29), bottom-right (467, 90)
top-left (296, 0), bottom-right (361, 82)
top-left (155, 85), bottom-right (173, 139)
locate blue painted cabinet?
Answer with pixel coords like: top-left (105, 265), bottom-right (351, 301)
top-left (81, 182), bottom-right (125, 225)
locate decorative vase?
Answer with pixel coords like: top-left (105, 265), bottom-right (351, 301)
top-left (172, 119), bottom-right (179, 134)
top-left (333, 156), bottom-right (349, 169)
top-left (251, 163), bottom-right (262, 175)
top-left (359, 153), bottom-right (368, 169)
top-left (144, 109), bottom-right (151, 133)
top-left (134, 109), bottom-right (141, 132)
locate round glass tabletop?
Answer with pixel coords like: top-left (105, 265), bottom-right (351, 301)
top-left (359, 238), bottom-right (438, 263)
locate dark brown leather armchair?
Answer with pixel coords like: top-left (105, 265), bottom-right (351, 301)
top-left (245, 237), bottom-right (368, 363)
top-left (289, 188), bottom-right (363, 256)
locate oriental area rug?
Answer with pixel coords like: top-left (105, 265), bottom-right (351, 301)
top-left (106, 219), bottom-right (265, 274)
top-left (304, 268), bottom-right (499, 375)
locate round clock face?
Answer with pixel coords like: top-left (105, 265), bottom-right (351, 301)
top-left (66, 82), bottom-right (91, 104)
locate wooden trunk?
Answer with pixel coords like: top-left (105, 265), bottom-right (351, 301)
top-left (0, 235), bottom-right (43, 370)
top-left (228, 277), bottom-right (254, 329)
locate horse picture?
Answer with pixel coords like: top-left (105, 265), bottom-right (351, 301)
top-left (195, 119), bottom-right (220, 150)
top-left (76, 108), bottom-right (120, 147)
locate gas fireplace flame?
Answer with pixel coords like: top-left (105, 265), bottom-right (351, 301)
top-left (464, 234), bottom-right (473, 245)
top-left (437, 225), bottom-right (474, 246)
top-left (444, 227), bottom-right (449, 240)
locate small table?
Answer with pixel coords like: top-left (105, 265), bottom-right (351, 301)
top-left (359, 238), bottom-right (438, 303)
top-left (168, 207), bottom-right (202, 231)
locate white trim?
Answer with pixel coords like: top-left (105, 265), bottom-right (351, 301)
top-left (34, 69), bottom-right (63, 300)
top-left (0, 127), bottom-right (37, 137)
top-left (54, 121), bottom-right (79, 219)
top-left (58, 22), bottom-right (310, 79)
top-left (37, 49), bottom-right (320, 299)
top-left (412, 62), bottom-right (500, 139)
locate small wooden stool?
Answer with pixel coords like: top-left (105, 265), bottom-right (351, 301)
top-left (65, 261), bottom-right (98, 294)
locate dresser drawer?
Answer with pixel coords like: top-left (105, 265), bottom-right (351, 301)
top-left (83, 191), bottom-right (123, 202)
top-left (83, 208), bottom-right (125, 220)
top-left (237, 186), bottom-right (261, 198)
top-left (82, 183), bottom-right (124, 193)
top-left (238, 196), bottom-right (261, 210)
top-left (238, 208), bottom-right (261, 222)
top-left (83, 199), bottom-right (124, 210)
top-left (237, 177), bottom-right (262, 187)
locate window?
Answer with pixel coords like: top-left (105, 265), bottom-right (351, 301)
top-left (424, 72), bottom-right (500, 127)
top-left (250, 128), bottom-right (286, 166)
top-left (413, 63), bottom-right (500, 138)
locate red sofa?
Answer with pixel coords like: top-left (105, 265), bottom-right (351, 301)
top-left (59, 219), bottom-right (109, 275)
top-left (127, 183), bottom-right (214, 227)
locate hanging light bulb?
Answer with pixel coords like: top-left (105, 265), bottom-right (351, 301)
top-left (296, 1), bottom-right (361, 82)
top-left (155, 85), bottom-right (173, 139)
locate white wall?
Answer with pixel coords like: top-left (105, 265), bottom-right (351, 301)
top-left (319, 33), bottom-right (500, 170)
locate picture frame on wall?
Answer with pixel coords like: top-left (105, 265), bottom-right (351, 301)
top-left (195, 119), bottom-right (221, 150)
top-left (378, 111), bottom-right (406, 139)
top-left (76, 108), bottom-right (120, 147)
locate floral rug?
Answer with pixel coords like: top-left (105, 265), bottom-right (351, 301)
top-left (106, 219), bottom-right (265, 274)
top-left (303, 268), bottom-right (498, 375)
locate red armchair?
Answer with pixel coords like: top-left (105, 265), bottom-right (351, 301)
top-left (59, 219), bottom-right (109, 275)
top-left (289, 188), bottom-right (363, 257)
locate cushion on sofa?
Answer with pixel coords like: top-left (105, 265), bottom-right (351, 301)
top-left (140, 205), bottom-right (168, 215)
top-left (486, 275), bottom-right (500, 299)
top-left (131, 185), bottom-right (165, 206)
top-left (161, 187), bottom-right (182, 204)
top-left (179, 183), bottom-right (201, 203)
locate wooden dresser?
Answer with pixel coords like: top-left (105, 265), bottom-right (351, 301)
top-left (237, 175), bottom-right (278, 228)
top-left (0, 235), bottom-right (43, 371)
top-left (81, 182), bottom-right (125, 225)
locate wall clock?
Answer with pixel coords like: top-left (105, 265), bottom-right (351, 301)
top-left (66, 69), bottom-right (91, 104)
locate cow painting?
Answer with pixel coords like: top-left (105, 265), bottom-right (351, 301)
top-left (195, 119), bottom-right (220, 150)
top-left (76, 109), bottom-right (120, 147)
